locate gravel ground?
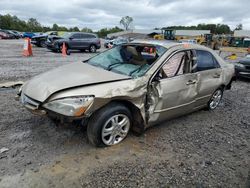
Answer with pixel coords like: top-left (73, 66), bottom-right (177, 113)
top-left (0, 40), bottom-right (249, 188)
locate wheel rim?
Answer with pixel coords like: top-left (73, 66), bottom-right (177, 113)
top-left (209, 90), bottom-right (222, 109)
top-left (101, 114), bottom-right (130, 146)
top-left (90, 45), bottom-right (96, 52)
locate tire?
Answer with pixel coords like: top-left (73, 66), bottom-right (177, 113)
top-left (39, 40), bottom-right (46, 48)
top-left (89, 44), bottom-right (96, 53)
top-left (87, 102), bottom-right (132, 147)
top-left (207, 88), bottom-right (223, 110)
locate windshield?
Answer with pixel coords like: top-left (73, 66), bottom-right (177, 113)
top-left (87, 44), bottom-right (167, 77)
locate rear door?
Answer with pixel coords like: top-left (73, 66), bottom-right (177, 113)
top-left (192, 50), bottom-right (222, 108)
top-left (148, 50), bottom-right (198, 125)
top-left (81, 34), bottom-right (96, 48)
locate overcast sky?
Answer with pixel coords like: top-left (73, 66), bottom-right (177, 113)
top-left (0, 0), bottom-right (249, 31)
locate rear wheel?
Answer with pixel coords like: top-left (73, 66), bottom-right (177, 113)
top-left (207, 88), bottom-right (223, 110)
top-left (87, 103), bottom-right (132, 147)
top-left (89, 45), bottom-right (96, 53)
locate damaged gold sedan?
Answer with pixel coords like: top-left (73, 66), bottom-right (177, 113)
top-left (17, 40), bottom-right (235, 147)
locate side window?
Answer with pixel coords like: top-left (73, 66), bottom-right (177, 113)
top-left (195, 50), bottom-right (220, 71)
top-left (72, 33), bottom-right (81, 39)
top-left (87, 34), bottom-right (96, 38)
top-left (81, 34), bottom-right (88, 38)
top-left (161, 51), bottom-right (191, 78)
top-left (81, 34), bottom-right (95, 39)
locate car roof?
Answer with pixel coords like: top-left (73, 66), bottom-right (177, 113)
top-left (130, 39), bottom-right (208, 50)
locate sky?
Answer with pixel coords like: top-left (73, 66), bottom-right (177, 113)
top-left (0, 0), bottom-right (249, 31)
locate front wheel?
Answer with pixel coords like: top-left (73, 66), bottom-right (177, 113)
top-left (207, 88), bottom-right (223, 110)
top-left (39, 40), bottom-right (46, 47)
top-left (87, 103), bottom-right (132, 147)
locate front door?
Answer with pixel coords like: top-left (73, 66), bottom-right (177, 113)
top-left (148, 50), bottom-right (198, 125)
top-left (70, 33), bottom-right (82, 49)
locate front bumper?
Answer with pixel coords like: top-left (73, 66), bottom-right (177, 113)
top-left (17, 92), bottom-right (88, 122)
top-left (31, 40), bottom-right (38, 45)
top-left (17, 92), bottom-right (46, 115)
top-left (46, 42), bottom-right (59, 50)
top-left (235, 67), bottom-right (250, 79)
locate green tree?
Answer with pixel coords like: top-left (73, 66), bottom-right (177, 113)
top-left (96, 26), bottom-right (123, 38)
top-left (120, 16), bottom-right (133, 30)
top-left (52, 23), bottom-right (59, 31)
top-left (235, 23), bottom-right (243, 30)
top-left (27, 18), bottom-right (42, 32)
top-left (81, 27), bottom-right (93, 33)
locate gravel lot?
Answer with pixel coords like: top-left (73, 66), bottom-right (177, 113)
top-left (0, 40), bottom-right (249, 188)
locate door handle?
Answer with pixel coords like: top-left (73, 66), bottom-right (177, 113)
top-left (213, 73), bottom-right (221, 78)
top-left (186, 80), bottom-right (196, 85)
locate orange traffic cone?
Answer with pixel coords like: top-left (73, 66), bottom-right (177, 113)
top-left (23, 38), bottom-right (33, 57)
top-left (62, 42), bottom-right (68, 56)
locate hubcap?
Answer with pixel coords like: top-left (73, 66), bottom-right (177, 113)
top-left (209, 90), bottom-right (222, 109)
top-left (101, 114), bottom-right (130, 146)
top-left (90, 46), bottom-right (95, 52)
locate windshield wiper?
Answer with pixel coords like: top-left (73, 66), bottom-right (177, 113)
top-left (129, 64), bottom-right (145, 76)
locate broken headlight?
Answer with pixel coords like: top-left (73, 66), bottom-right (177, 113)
top-left (43, 96), bottom-right (94, 116)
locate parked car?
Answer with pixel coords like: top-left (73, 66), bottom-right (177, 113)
top-left (46, 32), bottom-right (101, 53)
top-left (11, 30), bottom-right (22, 38)
top-left (0, 29), bottom-right (15, 39)
top-left (45, 35), bottom-right (64, 49)
top-left (235, 54), bottom-right (250, 79)
top-left (106, 37), bottom-right (129, 48)
top-left (31, 31), bottom-right (58, 47)
top-left (17, 40), bottom-right (235, 147)
top-left (23, 32), bottom-right (36, 39)
top-left (0, 31), bottom-right (11, 39)
top-left (104, 37), bottom-right (115, 48)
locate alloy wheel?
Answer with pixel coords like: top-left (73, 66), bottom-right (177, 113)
top-left (101, 114), bottom-right (130, 145)
top-left (209, 89), bottom-right (222, 109)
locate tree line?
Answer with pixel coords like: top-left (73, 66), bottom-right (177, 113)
top-left (0, 14), bottom-right (123, 38)
top-left (0, 14), bottom-right (243, 37)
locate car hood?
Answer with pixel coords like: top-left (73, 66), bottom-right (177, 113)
top-left (32, 34), bottom-right (48, 39)
top-left (239, 57), bottom-right (250, 65)
top-left (56, 38), bottom-right (67, 42)
top-left (22, 62), bottom-right (130, 102)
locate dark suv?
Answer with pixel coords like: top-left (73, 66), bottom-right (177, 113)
top-left (47, 32), bottom-right (101, 53)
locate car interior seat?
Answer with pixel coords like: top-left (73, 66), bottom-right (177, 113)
top-left (126, 46), bottom-right (147, 66)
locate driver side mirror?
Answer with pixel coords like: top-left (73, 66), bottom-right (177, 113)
top-left (69, 37), bottom-right (73, 40)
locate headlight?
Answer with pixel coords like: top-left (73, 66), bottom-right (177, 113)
top-left (235, 63), bottom-right (245, 68)
top-left (43, 96), bottom-right (94, 116)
